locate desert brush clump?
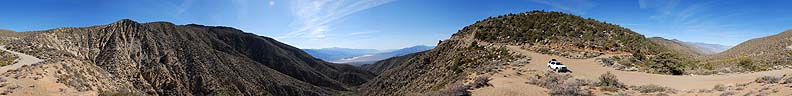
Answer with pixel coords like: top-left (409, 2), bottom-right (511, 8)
top-left (469, 75), bottom-right (492, 89)
top-left (755, 76), bottom-right (781, 84)
top-left (629, 84), bottom-right (672, 93)
top-left (424, 83), bottom-right (471, 96)
top-left (596, 71), bottom-right (625, 92)
top-left (0, 51), bottom-right (18, 67)
top-left (712, 84), bottom-right (728, 91)
top-left (528, 72), bottom-right (592, 96)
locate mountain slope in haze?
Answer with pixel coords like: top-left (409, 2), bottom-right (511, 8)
top-left (0, 19), bottom-right (374, 95)
top-left (648, 37), bottom-right (708, 57)
top-left (332, 45), bottom-right (434, 65)
top-left (703, 30), bottom-right (792, 72)
top-left (303, 47), bottom-right (382, 61)
top-left (359, 52), bottom-right (424, 75)
top-left (683, 41), bottom-right (731, 54)
top-left (361, 10), bottom-right (694, 95)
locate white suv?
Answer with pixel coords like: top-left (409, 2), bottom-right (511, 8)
top-left (547, 59), bottom-right (568, 72)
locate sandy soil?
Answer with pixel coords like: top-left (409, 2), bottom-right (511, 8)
top-left (471, 45), bottom-right (792, 96)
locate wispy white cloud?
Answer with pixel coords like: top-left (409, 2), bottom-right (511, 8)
top-left (175, 0), bottom-right (194, 17)
top-left (281, 0), bottom-right (394, 39)
top-left (530, 0), bottom-right (597, 14)
top-left (636, 0), bottom-right (763, 45)
top-left (269, 0), bottom-right (275, 7)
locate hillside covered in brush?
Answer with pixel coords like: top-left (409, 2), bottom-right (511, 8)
top-left (702, 30), bottom-right (792, 72)
top-left (359, 10), bottom-right (703, 95)
top-left (456, 11), bottom-right (692, 75)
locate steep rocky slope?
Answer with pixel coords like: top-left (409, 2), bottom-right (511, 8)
top-left (703, 30), bottom-right (792, 72)
top-left (360, 36), bottom-right (521, 95)
top-left (0, 19), bottom-right (373, 95)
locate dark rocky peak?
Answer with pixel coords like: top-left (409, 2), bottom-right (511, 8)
top-left (110, 19), bottom-right (140, 26)
top-left (106, 19), bottom-right (142, 32)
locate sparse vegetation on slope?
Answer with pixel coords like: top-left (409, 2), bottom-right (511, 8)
top-left (0, 51), bottom-right (17, 67)
top-left (456, 10), bottom-right (665, 55)
top-left (360, 39), bottom-right (523, 95)
top-left (455, 10), bottom-right (694, 75)
top-left (703, 30), bottom-right (792, 73)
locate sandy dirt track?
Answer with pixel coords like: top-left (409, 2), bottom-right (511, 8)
top-left (505, 45), bottom-right (790, 90)
top-left (0, 46), bottom-right (42, 74)
top-left (472, 45), bottom-right (791, 95)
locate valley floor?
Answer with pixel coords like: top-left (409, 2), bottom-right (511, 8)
top-left (470, 45), bottom-right (792, 96)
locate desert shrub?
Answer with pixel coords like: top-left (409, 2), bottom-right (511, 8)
top-left (528, 72), bottom-right (572, 87)
top-left (712, 84), bottom-right (727, 91)
top-left (737, 57), bottom-right (767, 71)
top-left (630, 85), bottom-right (670, 93)
top-left (527, 72), bottom-right (592, 96)
top-left (719, 91), bottom-right (736, 96)
top-left (646, 53), bottom-right (687, 75)
top-left (426, 83), bottom-right (471, 96)
top-left (783, 76), bottom-right (792, 84)
top-left (755, 76), bottom-right (781, 84)
top-left (610, 92), bottom-right (630, 96)
top-left (596, 72), bottom-right (625, 90)
top-left (549, 83), bottom-right (592, 96)
top-left (470, 75), bottom-right (492, 89)
top-left (99, 90), bottom-right (134, 96)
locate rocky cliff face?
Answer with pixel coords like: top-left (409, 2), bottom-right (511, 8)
top-left (1, 19), bottom-right (373, 95)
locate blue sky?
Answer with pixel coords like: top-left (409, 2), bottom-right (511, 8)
top-left (1, 0), bottom-right (790, 50)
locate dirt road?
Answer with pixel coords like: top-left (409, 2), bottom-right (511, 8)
top-left (505, 45), bottom-right (790, 90)
top-left (0, 46), bottom-right (43, 73)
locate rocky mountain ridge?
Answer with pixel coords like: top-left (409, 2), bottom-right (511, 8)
top-left (0, 19), bottom-right (373, 95)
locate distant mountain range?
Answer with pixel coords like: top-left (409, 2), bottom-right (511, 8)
top-left (649, 37), bottom-right (733, 56)
top-left (303, 47), bottom-right (383, 61)
top-left (682, 41), bottom-right (732, 54)
top-left (304, 45), bottom-right (434, 65)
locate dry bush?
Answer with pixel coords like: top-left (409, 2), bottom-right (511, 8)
top-left (425, 83), bottom-right (471, 96)
top-left (596, 71), bottom-right (625, 91)
top-left (782, 76), bottom-right (792, 84)
top-left (470, 75), bottom-right (492, 89)
top-left (528, 71), bottom-right (573, 87)
top-left (719, 91), bottom-right (736, 96)
top-left (528, 72), bottom-right (592, 96)
top-left (630, 84), bottom-right (670, 93)
top-left (713, 84), bottom-right (727, 91)
top-left (549, 83), bottom-right (592, 96)
top-left (755, 76), bottom-right (781, 84)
